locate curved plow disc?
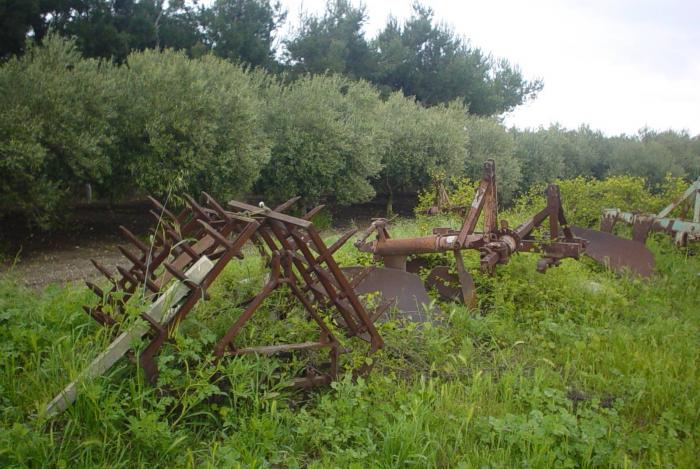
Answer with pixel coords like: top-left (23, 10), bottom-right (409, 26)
top-left (570, 226), bottom-right (655, 277)
top-left (342, 266), bottom-right (438, 322)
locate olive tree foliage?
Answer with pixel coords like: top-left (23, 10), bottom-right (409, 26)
top-left (510, 127), bottom-right (568, 191)
top-left (606, 138), bottom-right (686, 187)
top-left (0, 35), bottom-right (113, 228)
top-left (376, 93), bottom-right (468, 214)
top-left (464, 116), bottom-right (521, 205)
top-left (106, 48), bottom-right (270, 202)
top-left (256, 74), bottom-right (385, 207)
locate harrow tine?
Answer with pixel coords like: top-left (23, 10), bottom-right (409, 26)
top-left (196, 219), bottom-right (233, 250)
top-left (163, 262), bottom-right (188, 283)
top-left (165, 228), bottom-right (200, 261)
top-left (202, 192), bottom-right (257, 224)
top-left (274, 196), bottom-right (301, 213)
top-left (303, 204), bottom-right (326, 221)
top-left (184, 194), bottom-right (212, 223)
top-left (117, 246), bottom-right (150, 275)
top-left (90, 259), bottom-right (117, 285)
top-left (370, 300), bottom-right (393, 323)
top-left (119, 226), bottom-right (149, 254)
top-left (130, 268), bottom-right (161, 294)
top-left (116, 266), bottom-right (141, 291)
top-left (85, 281), bottom-right (105, 298)
top-left (149, 209), bottom-right (176, 232)
top-left (325, 228), bottom-right (358, 256)
top-left (83, 305), bottom-right (117, 327)
top-left (140, 311), bottom-right (166, 334)
top-left (147, 196), bottom-right (179, 222)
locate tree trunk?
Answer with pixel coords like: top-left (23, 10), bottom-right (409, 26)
top-left (386, 191), bottom-right (394, 218)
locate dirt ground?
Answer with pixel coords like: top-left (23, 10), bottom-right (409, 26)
top-left (0, 204), bottom-right (152, 288)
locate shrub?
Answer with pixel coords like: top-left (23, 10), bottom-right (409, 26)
top-left (0, 35), bottom-right (113, 228)
top-left (105, 49), bottom-right (270, 202)
top-left (376, 94), bottom-right (468, 215)
top-left (256, 74), bottom-right (385, 208)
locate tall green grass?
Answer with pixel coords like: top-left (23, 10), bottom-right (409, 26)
top-left (1, 221), bottom-right (698, 468)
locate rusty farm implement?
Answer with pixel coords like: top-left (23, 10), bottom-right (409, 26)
top-left (46, 161), bottom-right (658, 417)
top-left (46, 194), bottom-right (386, 416)
top-left (353, 160), bottom-right (655, 312)
top-left (597, 178), bottom-right (700, 247)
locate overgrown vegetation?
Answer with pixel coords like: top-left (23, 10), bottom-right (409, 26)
top-left (1, 183), bottom-right (698, 467)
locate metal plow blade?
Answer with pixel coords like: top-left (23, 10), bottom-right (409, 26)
top-left (570, 226), bottom-right (655, 277)
top-left (342, 267), bottom-right (439, 323)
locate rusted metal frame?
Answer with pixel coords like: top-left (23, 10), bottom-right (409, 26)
top-left (212, 244), bottom-right (340, 388)
top-left (546, 184), bottom-right (575, 241)
top-left (284, 266), bottom-right (341, 382)
top-left (47, 256), bottom-right (215, 417)
top-left (511, 185), bottom-right (585, 269)
top-left (242, 219), bottom-right (328, 307)
top-left (519, 240), bottom-right (583, 257)
top-left (457, 177), bottom-right (490, 247)
top-left (457, 160), bottom-right (497, 247)
top-left (148, 195), bottom-right (207, 242)
top-left (168, 218), bottom-right (258, 340)
top-left (277, 222), bottom-right (363, 335)
top-left (141, 220), bottom-right (260, 381)
top-left (291, 251), bottom-right (375, 320)
top-left (547, 185), bottom-right (560, 240)
top-left (86, 227), bottom-right (176, 326)
top-left (358, 233), bottom-right (464, 257)
top-left (484, 166), bottom-right (498, 234)
top-left (514, 205), bottom-right (550, 239)
top-left (303, 228), bottom-right (358, 275)
top-left (281, 254), bottom-right (338, 345)
top-left (214, 253), bottom-right (282, 356)
top-left (266, 220), bottom-right (362, 336)
top-left (305, 227), bottom-right (383, 352)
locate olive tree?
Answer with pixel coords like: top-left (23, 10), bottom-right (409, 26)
top-left (376, 93), bottom-right (468, 215)
top-left (256, 74), bottom-right (385, 208)
top-left (0, 35), bottom-right (113, 228)
top-left (106, 49), bottom-right (270, 202)
top-left (464, 115), bottom-right (521, 205)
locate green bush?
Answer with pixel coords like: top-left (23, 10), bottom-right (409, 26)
top-left (512, 174), bottom-right (688, 228)
top-left (376, 94), bottom-right (468, 215)
top-left (0, 35), bottom-right (113, 228)
top-left (105, 49), bottom-right (270, 202)
top-left (465, 115), bottom-right (521, 205)
top-left (256, 74), bottom-right (385, 208)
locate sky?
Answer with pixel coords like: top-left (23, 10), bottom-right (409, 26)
top-left (279, 0), bottom-right (700, 136)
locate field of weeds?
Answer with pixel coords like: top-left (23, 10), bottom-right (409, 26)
top-left (1, 198), bottom-right (698, 468)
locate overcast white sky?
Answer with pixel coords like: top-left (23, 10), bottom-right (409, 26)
top-left (279, 0), bottom-right (700, 136)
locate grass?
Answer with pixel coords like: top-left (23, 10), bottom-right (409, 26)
top-left (0, 216), bottom-right (698, 468)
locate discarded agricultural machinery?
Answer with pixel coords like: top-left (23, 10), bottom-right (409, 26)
top-left (599, 178), bottom-right (700, 247)
top-left (46, 160), bottom-right (654, 416)
top-left (354, 160), bottom-right (655, 307)
top-left (46, 194), bottom-right (387, 416)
